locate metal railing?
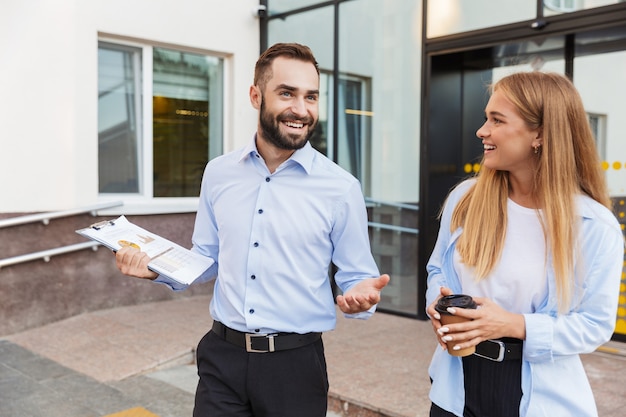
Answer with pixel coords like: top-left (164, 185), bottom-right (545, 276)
top-left (365, 197), bottom-right (419, 235)
top-left (0, 200), bottom-right (123, 269)
top-left (0, 200), bottom-right (123, 229)
top-left (0, 197), bottom-right (416, 268)
top-left (368, 221), bottom-right (419, 235)
top-left (365, 197), bottom-right (419, 212)
top-left (0, 242), bottom-right (102, 269)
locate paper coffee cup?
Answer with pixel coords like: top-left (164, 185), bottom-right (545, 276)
top-left (435, 294), bottom-right (477, 357)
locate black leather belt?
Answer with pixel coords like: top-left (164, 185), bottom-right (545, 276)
top-left (474, 338), bottom-right (523, 362)
top-left (211, 321), bottom-right (321, 353)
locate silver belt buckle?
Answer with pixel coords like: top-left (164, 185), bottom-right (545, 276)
top-left (474, 339), bottom-right (505, 362)
top-left (245, 333), bottom-right (276, 353)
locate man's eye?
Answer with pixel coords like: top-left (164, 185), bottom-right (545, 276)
top-left (280, 91), bottom-right (292, 97)
top-left (306, 95), bottom-right (318, 101)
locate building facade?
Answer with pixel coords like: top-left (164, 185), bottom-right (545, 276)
top-left (1, 0), bottom-right (625, 340)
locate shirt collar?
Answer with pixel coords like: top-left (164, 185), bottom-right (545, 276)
top-left (238, 133), bottom-right (316, 175)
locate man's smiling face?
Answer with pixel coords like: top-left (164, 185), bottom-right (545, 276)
top-left (256, 57), bottom-right (319, 151)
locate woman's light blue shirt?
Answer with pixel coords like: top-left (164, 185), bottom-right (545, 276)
top-left (426, 179), bottom-right (623, 417)
top-left (156, 136), bottom-right (380, 334)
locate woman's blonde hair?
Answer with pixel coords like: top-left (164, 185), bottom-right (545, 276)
top-left (451, 72), bottom-right (610, 312)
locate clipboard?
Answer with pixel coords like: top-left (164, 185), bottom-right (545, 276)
top-left (76, 215), bottom-right (214, 285)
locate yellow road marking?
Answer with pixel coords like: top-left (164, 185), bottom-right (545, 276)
top-left (102, 407), bottom-right (160, 417)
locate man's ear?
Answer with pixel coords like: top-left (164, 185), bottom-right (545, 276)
top-left (250, 85), bottom-right (262, 110)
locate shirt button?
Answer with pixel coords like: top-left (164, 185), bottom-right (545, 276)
top-left (253, 242), bottom-right (259, 247)
top-left (258, 209), bottom-right (263, 214)
top-left (249, 309), bottom-right (255, 314)
top-left (265, 177), bottom-right (270, 182)
top-left (251, 275), bottom-right (256, 280)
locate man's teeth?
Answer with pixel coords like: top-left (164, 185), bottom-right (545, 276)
top-left (285, 121), bottom-right (304, 128)
top-left (484, 144), bottom-right (496, 150)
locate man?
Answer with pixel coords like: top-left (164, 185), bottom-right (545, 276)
top-left (116, 42), bottom-right (390, 417)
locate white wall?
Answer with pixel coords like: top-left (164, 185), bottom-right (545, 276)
top-left (0, 0), bottom-right (259, 213)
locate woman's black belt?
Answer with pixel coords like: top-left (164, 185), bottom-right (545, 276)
top-left (211, 321), bottom-right (321, 353)
top-left (474, 338), bottom-right (523, 362)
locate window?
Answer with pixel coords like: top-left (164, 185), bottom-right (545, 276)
top-left (544, 0), bottom-right (581, 12)
top-left (98, 43), bottom-right (142, 194)
top-left (307, 71), bottom-right (372, 191)
top-left (338, 75), bottom-right (372, 189)
top-left (98, 40), bottom-right (223, 198)
top-left (588, 112), bottom-right (607, 160)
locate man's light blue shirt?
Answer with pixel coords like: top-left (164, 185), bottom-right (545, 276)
top-left (426, 179), bottom-right (624, 417)
top-left (156, 136), bottom-right (380, 334)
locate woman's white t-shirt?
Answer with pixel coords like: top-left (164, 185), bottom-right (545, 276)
top-left (454, 198), bottom-right (549, 314)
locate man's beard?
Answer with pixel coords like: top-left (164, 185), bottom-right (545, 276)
top-left (259, 100), bottom-right (317, 151)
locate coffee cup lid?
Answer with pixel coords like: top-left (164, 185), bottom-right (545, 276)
top-left (434, 294), bottom-right (477, 314)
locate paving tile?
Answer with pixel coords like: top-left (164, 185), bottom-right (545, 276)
top-left (0, 373), bottom-right (42, 402)
top-left (0, 362), bottom-right (21, 379)
top-left (43, 372), bottom-right (137, 413)
top-left (7, 352), bottom-right (74, 382)
top-left (10, 389), bottom-right (98, 417)
top-left (110, 375), bottom-right (195, 417)
top-left (146, 364), bottom-right (198, 394)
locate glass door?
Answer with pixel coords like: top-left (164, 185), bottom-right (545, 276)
top-left (424, 24), bottom-right (626, 338)
top-left (573, 26), bottom-right (626, 339)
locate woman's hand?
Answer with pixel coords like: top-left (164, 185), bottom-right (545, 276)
top-left (427, 286), bottom-right (453, 350)
top-left (436, 297), bottom-right (526, 353)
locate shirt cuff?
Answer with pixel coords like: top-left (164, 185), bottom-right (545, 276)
top-left (523, 313), bottom-right (553, 362)
top-left (343, 304), bottom-right (376, 320)
top-left (153, 275), bottom-right (189, 291)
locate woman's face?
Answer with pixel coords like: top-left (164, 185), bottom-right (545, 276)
top-left (476, 90), bottom-right (542, 175)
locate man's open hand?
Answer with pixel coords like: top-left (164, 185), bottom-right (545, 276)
top-left (336, 274), bottom-right (390, 314)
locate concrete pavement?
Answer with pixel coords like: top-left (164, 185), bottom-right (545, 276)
top-left (2, 295), bottom-right (626, 417)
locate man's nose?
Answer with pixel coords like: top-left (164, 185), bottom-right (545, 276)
top-left (291, 97), bottom-right (307, 116)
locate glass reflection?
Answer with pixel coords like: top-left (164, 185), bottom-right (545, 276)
top-left (266, 0), bottom-right (324, 14)
top-left (152, 48), bottom-right (223, 198)
top-left (339, 0), bottom-right (420, 314)
top-left (98, 43), bottom-right (141, 193)
top-left (544, 0), bottom-right (623, 16)
top-left (427, 0), bottom-right (535, 38)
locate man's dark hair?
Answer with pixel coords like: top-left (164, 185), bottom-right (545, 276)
top-left (254, 43), bottom-right (320, 91)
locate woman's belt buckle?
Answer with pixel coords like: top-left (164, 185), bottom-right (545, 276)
top-left (474, 339), bottom-right (506, 362)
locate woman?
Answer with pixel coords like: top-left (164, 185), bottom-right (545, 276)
top-left (426, 72), bottom-right (623, 417)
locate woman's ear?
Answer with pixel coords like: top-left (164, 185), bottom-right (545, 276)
top-left (533, 128), bottom-right (543, 148)
top-left (250, 85), bottom-right (262, 110)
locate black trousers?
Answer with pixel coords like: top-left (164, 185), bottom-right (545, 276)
top-left (193, 330), bottom-right (329, 417)
top-left (430, 354), bottom-right (522, 417)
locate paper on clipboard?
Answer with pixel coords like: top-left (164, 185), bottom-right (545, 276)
top-left (76, 215), bottom-right (214, 285)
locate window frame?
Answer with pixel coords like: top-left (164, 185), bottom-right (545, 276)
top-left (97, 35), bottom-right (228, 214)
top-left (588, 112), bottom-right (607, 160)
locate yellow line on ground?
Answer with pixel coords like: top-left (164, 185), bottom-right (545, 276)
top-left (596, 345), bottom-right (626, 357)
top-left (102, 407), bottom-right (160, 417)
